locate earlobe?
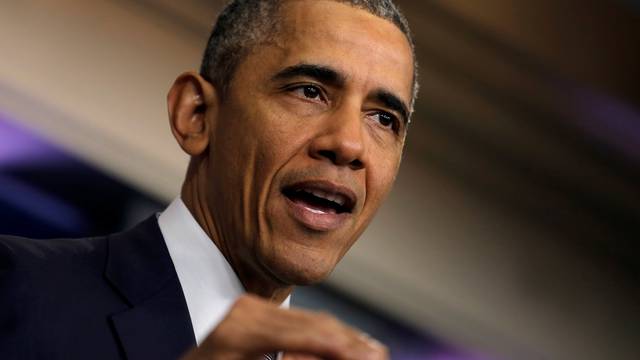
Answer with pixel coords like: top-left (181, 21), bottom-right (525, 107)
top-left (167, 72), bottom-right (218, 156)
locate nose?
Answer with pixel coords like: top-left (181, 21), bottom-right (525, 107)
top-left (308, 106), bottom-right (365, 170)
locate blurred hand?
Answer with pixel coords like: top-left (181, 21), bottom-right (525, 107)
top-left (180, 294), bottom-right (388, 360)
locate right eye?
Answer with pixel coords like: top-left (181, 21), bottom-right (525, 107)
top-left (289, 84), bottom-right (325, 102)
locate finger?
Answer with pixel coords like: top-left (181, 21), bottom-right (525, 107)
top-left (282, 352), bottom-right (323, 360)
top-left (203, 294), bottom-right (388, 359)
top-left (249, 307), bottom-right (387, 359)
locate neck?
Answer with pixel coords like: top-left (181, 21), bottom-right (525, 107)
top-left (180, 158), bottom-right (293, 304)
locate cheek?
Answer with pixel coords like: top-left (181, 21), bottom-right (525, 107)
top-left (251, 108), bottom-right (311, 187)
top-left (248, 105), bottom-right (315, 236)
top-left (219, 101), bottom-right (297, 179)
top-left (365, 149), bottom-right (401, 210)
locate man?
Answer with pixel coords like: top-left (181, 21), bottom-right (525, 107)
top-left (0, 0), bottom-right (417, 359)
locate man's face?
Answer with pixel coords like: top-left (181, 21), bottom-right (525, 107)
top-left (205, 0), bottom-right (414, 286)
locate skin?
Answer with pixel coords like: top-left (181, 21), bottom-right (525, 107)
top-left (168, 1), bottom-right (414, 358)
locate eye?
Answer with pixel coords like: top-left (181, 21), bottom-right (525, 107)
top-left (302, 85), bottom-right (320, 99)
top-left (290, 84), bottom-right (324, 101)
top-left (371, 111), bottom-right (399, 132)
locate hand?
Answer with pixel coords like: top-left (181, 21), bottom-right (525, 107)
top-left (180, 294), bottom-right (388, 360)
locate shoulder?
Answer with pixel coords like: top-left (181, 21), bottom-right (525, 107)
top-left (0, 234), bottom-right (113, 340)
top-left (0, 233), bottom-right (108, 273)
top-left (0, 234), bottom-right (111, 302)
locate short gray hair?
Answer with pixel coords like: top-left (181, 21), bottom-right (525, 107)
top-left (199, 0), bottom-right (419, 112)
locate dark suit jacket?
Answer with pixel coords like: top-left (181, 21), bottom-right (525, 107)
top-left (0, 216), bottom-right (197, 360)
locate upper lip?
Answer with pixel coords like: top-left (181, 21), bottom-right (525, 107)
top-left (281, 180), bottom-right (358, 213)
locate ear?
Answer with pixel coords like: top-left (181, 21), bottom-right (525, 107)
top-left (167, 71), bottom-right (218, 156)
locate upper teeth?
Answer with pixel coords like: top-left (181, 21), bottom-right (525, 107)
top-left (304, 189), bottom-right (347, 206)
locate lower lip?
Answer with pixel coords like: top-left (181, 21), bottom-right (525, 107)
top-left (283, 196), bottom-right (351, 232)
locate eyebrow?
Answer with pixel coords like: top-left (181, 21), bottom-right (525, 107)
top-left (271, 63), bottom-right (345, 88)
top-left (272, 63), bottom-right (410, 124)
top-left (373, 89), bottom-right (410, 125)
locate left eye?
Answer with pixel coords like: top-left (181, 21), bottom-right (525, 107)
top-left (372, 112), bottom-right (397, 131)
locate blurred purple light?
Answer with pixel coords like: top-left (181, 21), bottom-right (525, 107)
top-left (0, 113), bottom-right (88, 232)
top-left (0, 112), bottom-right (65, 168)
top-left (566, 85), bottom-right (640, 164)
top-left (0, 174), bottom-right (87, 232)
top-left (393, 347), bottom-right (497, 360)
top-left (428, 352), bottom-right (495, 360)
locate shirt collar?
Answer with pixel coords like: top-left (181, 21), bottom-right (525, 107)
top-left (158, 197), bottom-right (290, 345)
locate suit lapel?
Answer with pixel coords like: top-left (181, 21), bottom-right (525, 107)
top-left (105, 216), bottom-right (196, 360)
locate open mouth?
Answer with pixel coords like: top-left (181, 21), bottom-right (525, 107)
top-left (282, 181), bottom-right (356, 215)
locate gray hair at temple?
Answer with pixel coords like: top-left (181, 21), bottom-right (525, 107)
top-left (199, 0), bottom-right (419, 113)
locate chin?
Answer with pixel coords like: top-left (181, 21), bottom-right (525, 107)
top-left (263, 253), bottom-right (336, 286)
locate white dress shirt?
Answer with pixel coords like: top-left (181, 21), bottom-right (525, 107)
top-left (158, 197), bottom-right (290, 346)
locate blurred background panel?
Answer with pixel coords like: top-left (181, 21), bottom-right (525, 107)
top-left (1, 1), bottom-right (639, 359)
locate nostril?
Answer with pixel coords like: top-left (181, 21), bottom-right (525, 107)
top-left (349, 159), bottom-right (363, 170)
top-left (318, 150), bottom-right (337, 163)
top-left (316, 150), bottom-right (363, 169)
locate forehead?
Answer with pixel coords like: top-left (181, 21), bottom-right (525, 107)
top-left (260, 0), bottom-right (414, 101)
